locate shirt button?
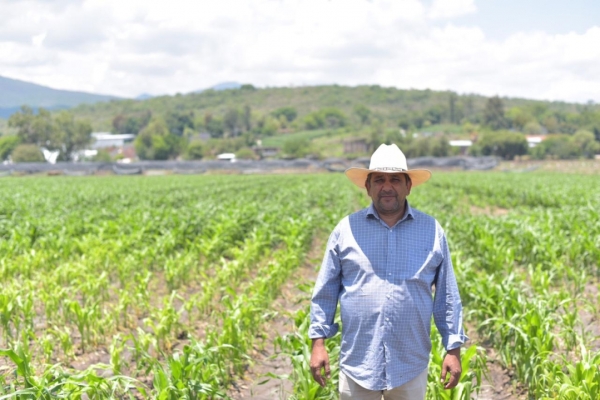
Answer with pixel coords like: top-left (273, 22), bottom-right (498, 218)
top-left (387, 295), bottom-right (391, 299)
top-left (386, 318), bottom-right (389, 321)
top-left (388, 273), bottom-right (391, 276)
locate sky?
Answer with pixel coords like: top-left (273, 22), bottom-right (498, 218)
top-left (0, 0), bottom-right (599, 103)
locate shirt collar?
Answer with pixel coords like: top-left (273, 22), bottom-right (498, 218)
top-left (366, 200), bottom-right (415, 224)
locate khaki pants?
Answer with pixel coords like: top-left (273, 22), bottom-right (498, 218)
top-left (339, 368), bottom-right (428, 400)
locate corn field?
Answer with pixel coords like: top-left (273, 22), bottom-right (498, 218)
top-left (0, 172), bottom-right (599, 399)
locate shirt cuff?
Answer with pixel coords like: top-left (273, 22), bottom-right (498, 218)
top-left (446, 333), bottom-right (469, 351)
top-left (308, 323), bottom-right (340, 339)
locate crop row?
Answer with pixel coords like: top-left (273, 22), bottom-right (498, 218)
top-left (278, 172), bottom-right (600, 400)
top-left (0, 174), bottom-right (357, 398)
top-left (1, 171), bottom-right (599, 399)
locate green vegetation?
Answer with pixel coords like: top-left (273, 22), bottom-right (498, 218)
top-left (0, 171), bottom-right (599, 399)
top-left (2, 85), bottom-right (600, 161)
top-left (261, 129), bottom-right (334, 148)
top-left (68, 85), bottom-right (600, 160)
top-left (5, 106), bottom-right (92, 162)
top-left (10, 144), bottom-right (45, 162)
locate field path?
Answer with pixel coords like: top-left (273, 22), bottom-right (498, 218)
top-left (227, 235), bottom-right (325, 399)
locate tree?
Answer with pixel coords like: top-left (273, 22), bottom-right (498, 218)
top-left (255, 115), bottom-right (279, 136)
top-left (11, 144), bottom-right (45, 162)
top-left (8, 106), bottom-right (55, 146)
top-left (448, 93), bottom-right (457, 124)
top-left (523, 121), bottom-right (544, 135)
top-left (431, 136), bottom-right (451, 157)
top-left (302, 108), bottom-right (348, 130)
top-left (573, 130), bottom-right (600, 158)
top-left (531, 134), bottom-right (581, 159)
top-left (424, 106), bottom-right (443, 125)
top-left (165, 111), bottom-right (195, 136)
top-left (135, 117), bottom-right (182, 160)
top-left (184, 141), bottom-right (204, 160)
top-left (223, 108), bottom-right (241, 137)
top-left (112, 111), bottom-right (152, 134)
top-left (235, 147), bottom-right (257, 160)
top-left (204, 113), bottom-right (224, 138)
top-left (243, 105), bottom-right (252, 132)
top-left (354, 104), bottom-right (371, 125)
top-left (506, 107), bottom-right (534, 130)
top-left (282, 137), bottom-right (311, 158)
top-left (483, 96), bottom-right (508, 130)
top-left (367, 121), bottom-right (385, 151)
top-left (271, 107), bottom-right (297, 123)
top-left (400, 135), bottom-right (450, 158)
top-left (473, 130), bottom-right (528, 160)
top-left (0, 135), bottom-right (21, 161)
top-left (53, 111), bottom-right (93, 160)
top-left (9, 107), bottom-right (92, 160)
top-left (321, 108), bottom-right (348, 128)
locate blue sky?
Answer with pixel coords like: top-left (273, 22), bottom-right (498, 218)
top-left (449, 0), bottom-right (599, 40)
top-left (0, 0), bottom-right (598, 103)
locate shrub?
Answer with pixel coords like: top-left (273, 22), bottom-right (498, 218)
top-left (235, 147), bottom-right (257, 160)
top-left (184, 141), bottom-right (204, 160)
top-left (11, 144), bottom-right (45, 163)
top-left (0, 135), bottom-right (21, 161)
top-left (471, 130), bottom-right (528, 160)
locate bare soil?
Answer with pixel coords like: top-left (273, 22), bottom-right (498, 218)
top-left (472, 346), bottom-right (528, 400)
top-left (227, 237), bottom-right (323, 399)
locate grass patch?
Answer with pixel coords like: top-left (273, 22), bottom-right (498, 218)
top-left (261, 128), bottom-right (343, 148)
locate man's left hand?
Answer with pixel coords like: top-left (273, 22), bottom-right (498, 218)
top-left (440, 347), bottom-right (462, 389)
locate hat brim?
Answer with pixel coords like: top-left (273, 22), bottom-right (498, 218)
top-left (344, 167), bottom-right (432, 188)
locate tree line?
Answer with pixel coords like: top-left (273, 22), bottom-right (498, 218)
top-left (1, 85), bottom-right (600, 162)
top-left (0, 106), bottom-right (92, 162)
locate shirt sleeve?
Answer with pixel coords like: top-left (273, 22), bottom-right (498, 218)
top-left (308, 226), bottom-right (342, 339)
top-left (432, 227), bottom-right (468, 350)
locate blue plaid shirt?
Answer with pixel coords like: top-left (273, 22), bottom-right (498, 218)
top-left (309, 202), bottom-right (467, 391)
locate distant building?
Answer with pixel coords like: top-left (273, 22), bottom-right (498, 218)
top-left (91, 132), bottom-right (136, 149)
top-left (90, 132), bottom-right (137, 161)
top-left (217, 153), bottom-right (236, 162)
top-left (449, 140), bottom-right (472, 155)
top-left (525, 135), bottom-right (545, 148)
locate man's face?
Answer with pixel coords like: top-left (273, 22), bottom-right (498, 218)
top-left (366, 172), bottom-right (412, 216)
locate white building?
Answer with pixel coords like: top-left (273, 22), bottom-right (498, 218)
top-left (525, 136), bottom-right (544, 148)
top-left (449, 140), bottom-right (472, 155)
top-left (91, 132), bottom-right (136, 149)
top-left (217, 153), bottom-right (236, 162)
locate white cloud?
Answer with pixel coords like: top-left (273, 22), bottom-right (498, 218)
top-left (0, 0), bottom-right (598, 103)
top-left (31, 32), bottom-right (47, 47)
top-left (428, 0), bottom-right (476, 20)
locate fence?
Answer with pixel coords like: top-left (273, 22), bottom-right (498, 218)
top-left (0, 156), bottom-right (498, 176)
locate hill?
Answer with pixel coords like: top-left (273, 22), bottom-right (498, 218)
top-left (0, 75), bottom-right (122, 116)
top-left (68, 84), bottom-right (598, 133)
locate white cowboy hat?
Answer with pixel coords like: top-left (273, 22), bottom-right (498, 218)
top-left (345, 143), bottom-right (431, 188)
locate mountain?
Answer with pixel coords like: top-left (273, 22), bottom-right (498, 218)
top-left (135, 93), bottom-right (154, 100)
top-left (193, 81), bottom-right (243, 93)
top-left (0, 75), bottom-right (123, 118)
top-left (64, 84), bottom-right (599, 135)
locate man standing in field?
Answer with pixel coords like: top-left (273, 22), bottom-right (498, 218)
top-left (309, 143), bottom-right (467, 399)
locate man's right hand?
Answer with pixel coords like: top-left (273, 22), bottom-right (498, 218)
top-left (310, 338), bottom-right (330, 387)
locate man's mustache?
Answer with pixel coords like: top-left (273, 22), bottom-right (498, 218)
top-left (378, 191), bottom-right (397, 198)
